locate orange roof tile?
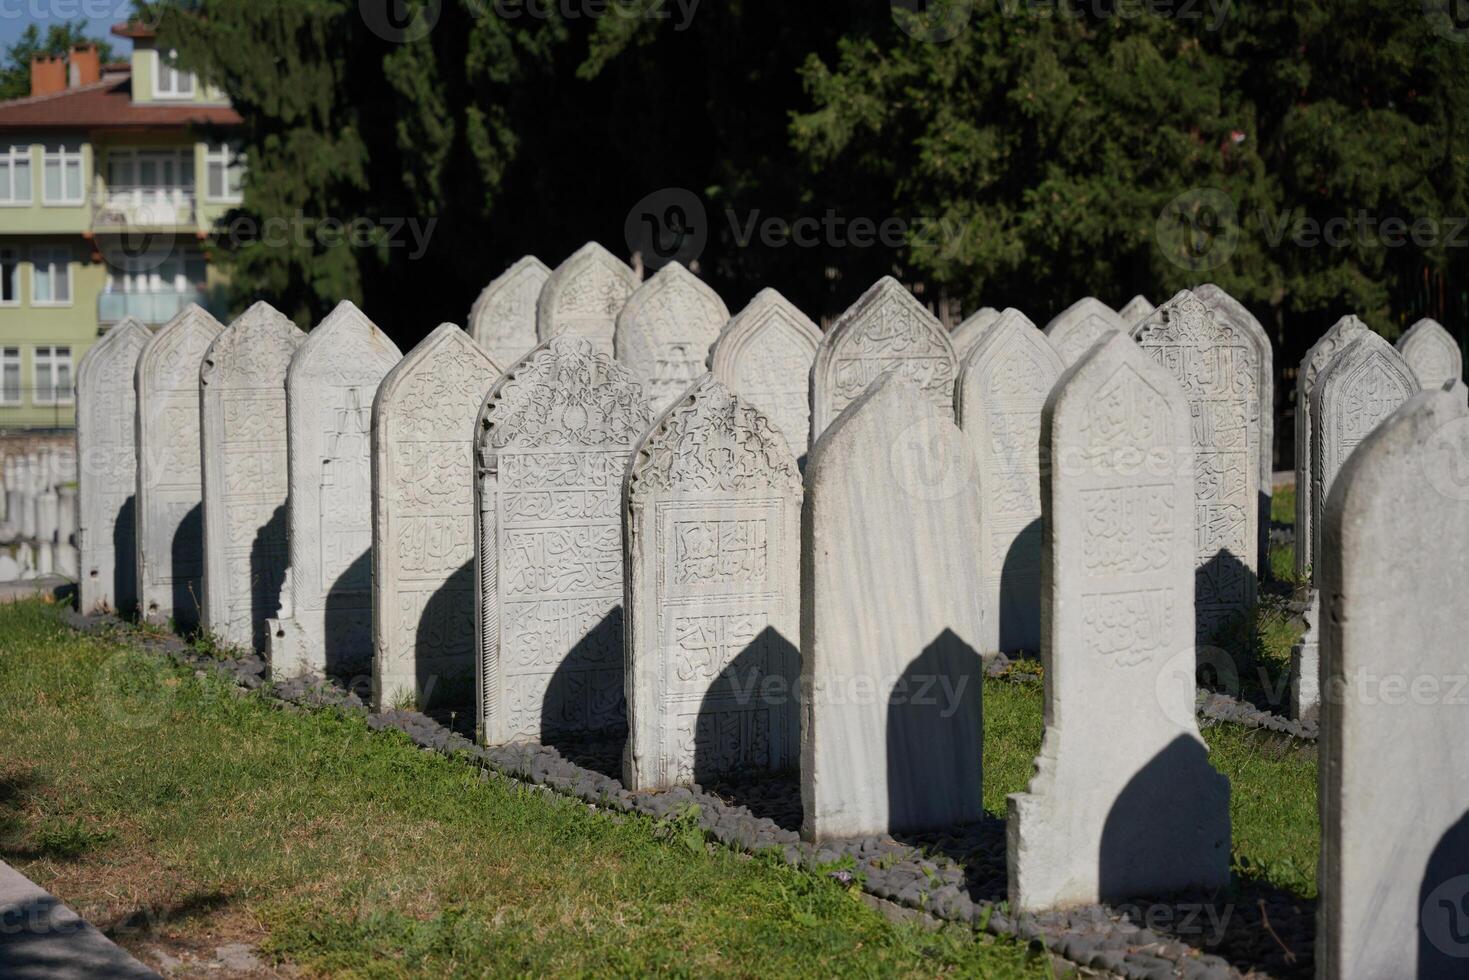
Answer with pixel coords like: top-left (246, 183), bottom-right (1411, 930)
top-left (0, 74), bottom-right (241, 131)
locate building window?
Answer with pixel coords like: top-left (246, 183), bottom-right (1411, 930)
top-left (0, 349), bottom-right (18, 406)
top-left (32, 248), bottom-right (71, 306)
top-left (42, 145), bottom-right (84, 205)
top-left (154, 49), bottom-right (196, 99)
top-left (0, 144), bottom-right (31, 204)
top-left (33, 346), bottom-right (72, 405)
top-left (205, 144), bottom-right (244, 202)
top-left (0, 249), bottom-right (17, 306)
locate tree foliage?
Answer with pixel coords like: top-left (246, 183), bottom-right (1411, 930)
top-left (0, 23), bottom-right (116, 102)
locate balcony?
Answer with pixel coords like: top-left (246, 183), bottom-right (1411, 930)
top-left (98, 290), bottom-right (210, 327)
top-left (90, 185), bottom-right (198, 230)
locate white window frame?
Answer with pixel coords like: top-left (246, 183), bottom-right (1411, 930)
top-left (0, 248), bottom-right (18, 307)
top-left (0, 348), bottom-right (19, 407)
top-left (41, 144), bottom-right (84, 206)
top-left (204, 144), bottom-right (244, 203)
top-left (31, 247), bottom-right (72, 307)
top-left (153, 48), bottom-right (197, 100)
top-left (32, 346), bottom-right (73, 406)
top-left (0, 144), bottom-right (32, 206)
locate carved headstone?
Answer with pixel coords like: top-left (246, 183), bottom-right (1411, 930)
top-left (801, 374), bottom-right (984, 839)
top-left (1133, 289), bottom-right (1259, 640)
top-left (623, 374), bottom-right (802, 790)
top-left (1044, 297), bottom-right (1127, 367)
top-left (268, 301), bottom-right (401, 678)
top-left (135, 304), bottom-right (224, 629)
top-left (536, 242), bottom-right (639, 356)
top-left (372, 324), bottom-right (502, 712)
top-left (199, 302), bottom-right (305, 650)
top-left (1294, 315), bottom-right (1369, 580)
top-left (1195, 283), bottom-right (1275, 577)
top-left (1318, 385), bottom-right (1469, 980)
top-left (469, 256), bottom-right (550, 368)
top-left (955, 309), bottom-right (1061, 654)
top-left (1007, 332), bottom-right (1230, 911)
top-left (615, 261), bottom-right (730, 414)
top-left (950, 306), bottom-right (1001, 358)
top-left (76, 316), bottom-right (152, 614)
top-left (707, 288), bottom-right (822, 462)
top-left (475, 337), bottom-right (650, 746)
top-left (809, 277), bottom-right (958, 443)
top-left (1397, 317), bottom-right (1461, 392)
top-left (1117, 295), bottom-right (1155, 324)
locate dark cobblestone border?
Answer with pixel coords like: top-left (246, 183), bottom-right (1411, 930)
top-left (63, 611), bottom-right (1316, 980)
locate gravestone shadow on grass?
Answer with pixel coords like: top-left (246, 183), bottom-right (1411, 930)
top-left (1197, 548), bottom-right (1255, 649)
top-left (413, 558), bottom-right (475, 713)
top-left (247, 503), bottom-right (287, 653)
top-left (324, 550), bottom-right (372, 680)
top-left (538, 606), bottom-right (625, 779)
top-left (998, 517), bottom-right (1042, 656)
top-left (110, 495), bottom-right (136, 618)
top-left (169, 502), bottom-right (203, 632)
top-left (1418, 808), bottom-right (1469, 977)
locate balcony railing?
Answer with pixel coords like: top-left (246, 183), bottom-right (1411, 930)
top-left (91, 185), bottom-right (197, 230)
top-left (98, 291), bottom-right (210, 327)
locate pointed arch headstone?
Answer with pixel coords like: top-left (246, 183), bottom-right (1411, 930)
top-left (950, 306), bottom-right (1001, 358)
top-left (1044, 297), bottom-right (1127, 367)
top-left (614, 261), bottom-right (729, 414)
top-left (469, 256), bottom-right (550, 369)
top-left (1397, 317), bottom-right (1462, 392)
top-left (536, 242), bottom-right (639, 357)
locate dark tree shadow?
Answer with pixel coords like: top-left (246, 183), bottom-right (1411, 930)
top-left (997, 517), bottom-right (1043, 655)
top-left (539, 605), bottom-right (625, 778)
top-left (1418, 808), bottom-right (1469, 977)
top-left (247, 503), bottom-right (288, 652)
top-left (885, 629), bottom-right (984, 833)
top-left (323, 549), bottom-right (372, 678)
top-left (412, 559), bottom-right (476, 712)
top-left (109, 495), bottom-right (136, 616)
top-left (1197, 547), bottom-right (1255, 648)
top-left (691, 625), bottom-right (799, 823)
top-left (170, 503), bottom-right (203, 632)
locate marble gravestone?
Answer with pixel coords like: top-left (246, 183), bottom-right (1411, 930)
top-left (1133, 290), bottom-right (1260, 641)
top-left (1195, 283), bottom-right (1275, 577)
top-left (707, 288), bottom-right (822, 462)
top-left (199, 302), bottom-right (305, 650)
top-left (372, 324), bottom-right (503, 712)
top-left (475, 336), bottom-right (651, 746)
top-left (469, 256), bottom-right (550, 368)
top-left (1117, 295), bottom-right (1155, 324)
top-left (75, 316), bottom-right (152, 614)
top-left (536, 242), bottom-right (639, 356)
top-left (1044, 297), bottom-right (1127, 367)
top-left (1294, 315), bottom-right (1369, 580)
top-left (615, 261), bottom-right (730, 415)
top-left (268, 301), bottom-right (401, 679)
top-left (950, 306), bottom-right (1001, 358)
top-left (801, 373), bottom-right (984, 840)
top-left (135, 304), bottom-right (225, 629)
top-left (1318, 385), bottom-right (1469, 980)
top-left (955, 309), bottom-right (1061, 655)
top-left (1397, 317), bottom-right (1462, 392)
top-left (1007, 332), bottom-right (1230, 911)
top-left (622, 374), bottom-right (802, 791)
top-left (809, 277), bottom-right (958, 443)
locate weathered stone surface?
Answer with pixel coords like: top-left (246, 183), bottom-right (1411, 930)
top-left (801, 373), bottom-right (984, 840)
top-left (615, 261), bottom-right (730, 414)
top-left (950, 306), bottom-right (1001, 358)
top-left (536, 242), bottom-right (639, 357)
top-left (1194, 284), bottom-right (1275, 578)
top-left (623, 374), bottom-right (802, 790)
top-left (955, 309), bottom-right (1060, 654)
top-left (475, 336), bottom-right (650, 746)
top-left (809, 277), bottom-right (957, 443)
top-left (1007, 332), bottom-right (1230, 911)
top-left (1044, 298), bottom-right (1127, 367)
top-left (469, 256), bottom-right (550, 368)
top-left (268, 301), bottom-right (401, 678)
top-left (707, 288), bottom-right (822, 462)
top-left (1133, 289), bottom-right (1259, 640)
top-left (199, 302), bottom-right (305, 651)
top-left (1318, 385), bottom-right (1469, 980)
top-left (1117, 295), bottom-right (1155, 324)
top-left (1397, 317), bottom-right (1462, 392)
top-left (1293, 315), bottom-right (1369, 580)
top-left (135, 304), bottom-right (224, 629)
top-left (372, 324), bottom-right (502, 712)
top-left (76, 317), bottom-right (152, 614)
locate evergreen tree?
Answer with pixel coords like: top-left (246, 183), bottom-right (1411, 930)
top-left (0, 24), bottom-right (116, 101)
